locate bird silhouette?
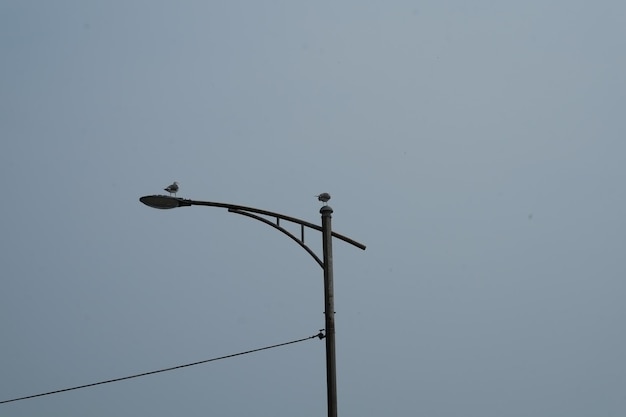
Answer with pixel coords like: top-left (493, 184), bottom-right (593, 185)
top-left (164, 182), bottom-right (179, 196)
top-left (316, 193), bottom-right (331, 204)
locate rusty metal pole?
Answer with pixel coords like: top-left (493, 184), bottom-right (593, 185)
top-left (320, 205), bottom-right (337, 417)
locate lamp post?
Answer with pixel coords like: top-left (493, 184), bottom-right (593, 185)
top-left (139, 195), bottom-right (365, 417)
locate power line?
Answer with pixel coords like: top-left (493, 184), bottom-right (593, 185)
top-left (1, 331), bottom-right (325, 405)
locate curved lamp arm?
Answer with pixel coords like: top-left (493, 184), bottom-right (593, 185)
top-left (228, 209), bottom-right (324, 268)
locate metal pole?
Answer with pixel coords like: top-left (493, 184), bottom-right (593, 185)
top-left (320, 205), bottom-right (337, 417)
top-left (141, 195), bottom-right (365, 416)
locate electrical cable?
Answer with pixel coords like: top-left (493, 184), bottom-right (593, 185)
top-left (1, 330), bottom-right (325, 405)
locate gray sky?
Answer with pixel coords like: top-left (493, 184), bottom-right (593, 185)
top-left (2, 1), bottom-right (625, 416)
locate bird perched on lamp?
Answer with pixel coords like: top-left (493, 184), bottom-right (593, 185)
top-left (164, 182), bottom-right (179, 196)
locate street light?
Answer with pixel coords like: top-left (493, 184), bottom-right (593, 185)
top-left (139, 194), bottom-right (366, 417)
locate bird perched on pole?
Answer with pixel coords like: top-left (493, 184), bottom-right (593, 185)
top-left (164, 181), bottom-right (179, 196)
top-left (316, 192), bottom-right (331, 205)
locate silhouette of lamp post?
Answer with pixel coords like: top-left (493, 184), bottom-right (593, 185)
top-left (139, 194), bottom-right (365, 417)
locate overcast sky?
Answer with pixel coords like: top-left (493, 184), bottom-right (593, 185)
top-left (2, 1), bottom-right (625, 416)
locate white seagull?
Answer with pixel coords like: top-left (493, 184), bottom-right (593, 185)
top-left (164, 181), bottom-right (179, 196)
top-left (316, 192), bottom-right (331, 204)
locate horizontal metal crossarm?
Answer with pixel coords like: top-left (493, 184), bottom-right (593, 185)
top-left (139, 195), bottom-right (366, 268)
top-left (140, 196), bottom-right (367, 251)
